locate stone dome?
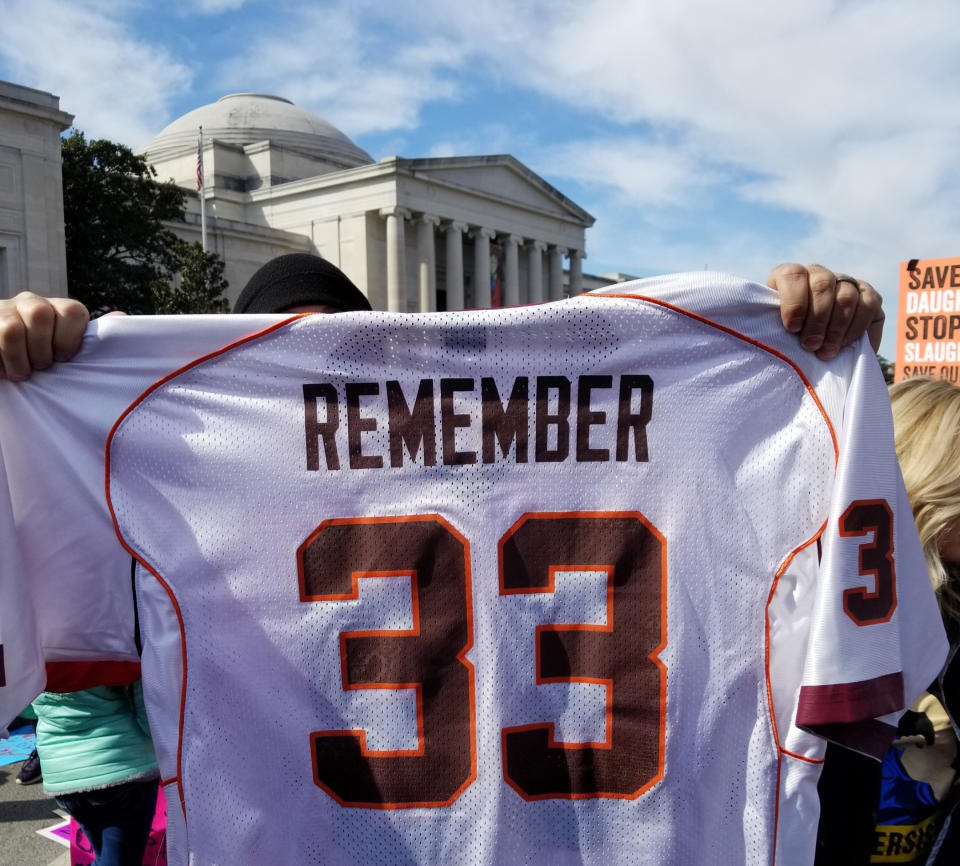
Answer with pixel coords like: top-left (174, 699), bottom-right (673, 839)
top-left (140, 93), bottom-right (374, 168)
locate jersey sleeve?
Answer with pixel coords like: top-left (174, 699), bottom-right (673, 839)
top-left (0, 314), bottom-right (282, 729)
top-left (795, 345), bottom-right (948, 758)
top-left (590, 273), bottom-right (947, 759)
top-left (0, 454), bottom-right (44, 727)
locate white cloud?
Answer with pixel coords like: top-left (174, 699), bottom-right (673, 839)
top-left (424, 124), bottom-right (538, 159)
top-left (536, 137), bottom-right (722, 208)
top-left (214, 7), bottom-right (464, 136)
top-left (0, 0), bottom-right (192, 146)
top-left (384, 0), bottom-right (960, 336)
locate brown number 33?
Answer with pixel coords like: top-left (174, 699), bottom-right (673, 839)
top-left (297, 511), bottom-right (667, 808)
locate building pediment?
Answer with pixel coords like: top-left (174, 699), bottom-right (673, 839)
top-left (396, 156), bottom-right (594, 227)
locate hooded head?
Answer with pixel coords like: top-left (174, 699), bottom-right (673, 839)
top-left (233, 253), bottom-right (372, 314)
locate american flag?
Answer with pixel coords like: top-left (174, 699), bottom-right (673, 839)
top-left (196, 129), bottom-right (204, 192)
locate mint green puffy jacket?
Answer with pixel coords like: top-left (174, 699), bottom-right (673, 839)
top-left (31, 682), bottom-right (159, 795)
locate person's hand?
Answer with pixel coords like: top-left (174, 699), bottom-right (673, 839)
top-left (0, 292), bottom-right (90, 381)
top-left (767, 264), bottom-right (884, 360)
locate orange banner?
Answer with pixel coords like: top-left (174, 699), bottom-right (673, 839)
top-left (894, 256), bottom-right (960, 383)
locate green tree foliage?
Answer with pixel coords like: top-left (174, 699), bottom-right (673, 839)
top-left (153, 242), bottom-right (230, 314)
top-left (876, 354), bottom-right (895, 384)
top-left (62, 130), bottom-right (228, 314)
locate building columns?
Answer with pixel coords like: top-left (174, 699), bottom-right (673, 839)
top-left (416, 214), bottom-right (440, 312)
top-left (503, 235), bottom-right (522, 307)
top-left (377, 211), bottom-right (583, 312)
top-left (549, 246), bottom-right (567, 301)
top-left (472, 227), bottom-right (496, 309)
top-left (444, 221), bottom-right (467, 310)
top-left (569, 249), bottom-right (584, 296)
top-left (527, 241), bottom-right (546, 304)
top-left (381, 206), bottom-right (411, 312)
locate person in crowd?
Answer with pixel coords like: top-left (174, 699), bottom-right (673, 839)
top-left (31, 682), bottom-right (160, 866)
top-left (817, 377), bottom-right (960, 865)
top-left (233, 251), bottom-right (372, 315)
top-left (881, 377), bottom-right (960, 865)
top-left (12, 706), bottom-right (41, 785)
top-left (15, 745), bottom-right (41, 785)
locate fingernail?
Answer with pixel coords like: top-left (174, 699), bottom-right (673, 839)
top-left (802, 336), bottom-right (823, 350)
top-left (818, 343), bottom-right (838, 360)
top-left (786, 318), bottom-right (802, 333)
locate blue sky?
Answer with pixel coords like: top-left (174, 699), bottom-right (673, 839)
top-left (2, 0), bottom-right (958, 359)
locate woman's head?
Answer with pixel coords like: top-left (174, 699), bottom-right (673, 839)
top-left (233, 253), bottom-right (372, 315)
top-left (890, 376), bottom-right (960, 617)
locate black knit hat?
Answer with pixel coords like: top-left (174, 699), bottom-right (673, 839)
top-left (233, 253), bottom-right (372, 314)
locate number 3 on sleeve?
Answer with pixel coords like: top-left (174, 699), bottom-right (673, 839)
top-left (840, 500), bottom-right (897, 626)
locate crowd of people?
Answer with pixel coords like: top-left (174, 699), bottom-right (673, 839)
top-left (1, 254), bottom-right (957, 866)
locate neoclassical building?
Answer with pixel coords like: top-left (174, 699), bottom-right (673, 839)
top-left (0, 86), bottom-right (622, 307)
top-left (141, 93), bottom-right (603, 310)
top-left (0, 81), bottom-right (72, 298)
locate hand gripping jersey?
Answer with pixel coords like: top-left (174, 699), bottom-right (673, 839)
top-left (0, 274), bottom-right (947, 866)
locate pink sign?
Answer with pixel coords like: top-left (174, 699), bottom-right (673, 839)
top-left (70, 787), bottom-right (166, 866)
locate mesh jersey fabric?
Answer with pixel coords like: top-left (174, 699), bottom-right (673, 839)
top-left (0, 312), bottom-right (276, 719)
top-left (0, 272), bottom-right (947, 866)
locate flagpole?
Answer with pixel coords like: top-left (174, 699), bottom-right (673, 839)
top-left (198, 126), bottom-right (208, 253)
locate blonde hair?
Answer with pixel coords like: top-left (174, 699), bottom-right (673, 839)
top-left (890, 376), bottom-right (960, 620)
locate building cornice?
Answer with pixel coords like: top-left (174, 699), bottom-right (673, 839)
top-left (0, 81), bottom-right (73, 130)
top-left (245, 156), bottom-right (593, 228)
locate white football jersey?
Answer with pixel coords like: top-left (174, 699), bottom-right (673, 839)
top-left (0, 273), bottom-right (946, 866)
